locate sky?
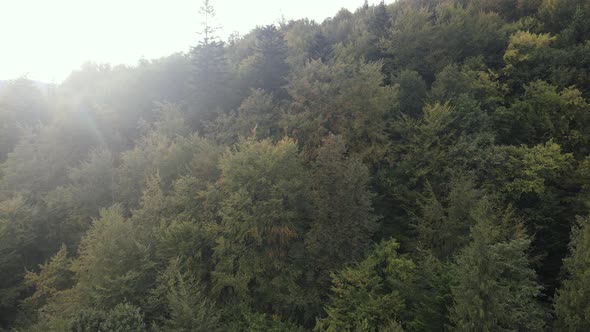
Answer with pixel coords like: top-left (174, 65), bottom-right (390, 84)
top-left (0, 0), bottom-right (384, 83)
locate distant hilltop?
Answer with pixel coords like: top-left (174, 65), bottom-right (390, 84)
top-left (0, 79), bottom-right (56, 94)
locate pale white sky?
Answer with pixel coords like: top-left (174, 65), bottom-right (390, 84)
top-left (0, 0), bottom-right (383, 83)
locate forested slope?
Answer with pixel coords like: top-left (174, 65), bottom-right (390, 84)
top-left (1, 0), bottom-right (590, 330)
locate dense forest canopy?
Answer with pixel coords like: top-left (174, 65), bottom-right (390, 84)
top-left (1, 0), bottom-right (590, 330)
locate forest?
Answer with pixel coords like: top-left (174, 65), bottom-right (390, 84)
top-left (1, 0), bottom-right (590, 330)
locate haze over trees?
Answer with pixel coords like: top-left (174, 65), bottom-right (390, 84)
top-left (1, 0), bottom-right (590, 330)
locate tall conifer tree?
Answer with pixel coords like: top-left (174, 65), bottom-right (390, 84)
top-left (554, 215), bottom-right (590, 331)
top-left (450, 200), bottom-right (545, 331)
top-left (190, 0), bottom-right (230, 128)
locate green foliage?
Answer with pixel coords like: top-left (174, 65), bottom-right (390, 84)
top-left (502, 141), bottom-right (573, 196)
top-left (222, 303), bottom-right (305, 332)
top-left (284, 59), bottom-right (395, 162)
top-left (502, 30), bottom-right (556, 88)
top-left (494, 81), bottom-right (590, 154)
top-left (538, 0), bottom-right (590, 42)
top-left (118, 112), bottom-right (221, 208)
top-left (430, 59), bottom-right (506, 132)
top-left (1, 113), bottom-right (102, 199)
top-left (382, 6), bottom-right (436, 82)
top-left (503, 31), bottom-right (555, 69)
top-left (100, 303), bottom-right (146, 332)
top-left (383, 2), bottom-right (508, 83)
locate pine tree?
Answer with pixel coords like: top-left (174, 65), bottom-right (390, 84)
top-left (189, 0), bottom-right (231, 128)
top-left (393, 70), bottom-right (427, 118)
top-left (554, 215), bottom-right (590, 331)
top-left (450, 200), bottom-right (545, 331)
top-left (249, 25), bottom-right (290, 95)
top-left (413, 175), bottom-right (481, 260)
top-left (405, 250), bottom-right (453, 332)
top-left (315, 239), bottom-right (414, 331)
top-left (72, 205), bottom-right (156, 309)
top-left (24, 245), bottom-right (74, 311)
top-left (0, 196), bottom-right (36, 328)
top-left (305, 135), bottom-right (378, 284)
top-left (207, 88), bottom-right (283, 144)
top-left (369, 1), bottom-right (391, 41)
top-left (307, 31), bottom-right (331, 62)
top-left (151, 259), bottom-right (220, 331)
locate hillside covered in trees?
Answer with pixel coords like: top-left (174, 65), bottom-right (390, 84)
top-left (1, 0), bottom-right (590, 330)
